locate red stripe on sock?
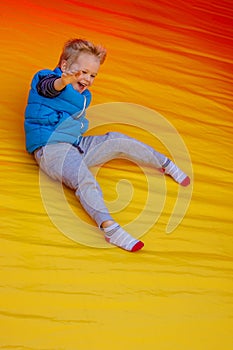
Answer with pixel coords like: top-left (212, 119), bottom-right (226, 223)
top-left (180, 176), bottom-right (190, 187)
top-left (131, 241), bottom-right (144, 252)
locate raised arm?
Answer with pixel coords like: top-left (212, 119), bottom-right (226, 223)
top-left (37, 70), bottom-right (82, 98)
top-left (37, 74), bottom-right (62, 98)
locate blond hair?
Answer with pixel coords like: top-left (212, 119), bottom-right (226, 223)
top-left (57, 38), bottom-right (107, 67)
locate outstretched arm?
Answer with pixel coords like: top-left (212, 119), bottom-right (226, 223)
top-left (37, 74), bottom-right (61, 98)
top-left (37, 70), bottom-right (81, 98)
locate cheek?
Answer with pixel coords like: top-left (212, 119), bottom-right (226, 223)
top-left (78, 73), bottom-right (84, 80)
top-left (90, 77), bottom-right (95, 85)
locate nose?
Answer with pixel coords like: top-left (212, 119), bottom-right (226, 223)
top-left (84, 74), bottom-right (91, 83)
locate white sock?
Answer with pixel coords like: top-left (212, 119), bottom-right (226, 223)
top-left (162, 159), bottom-right (190, 186)
top-left (104, 223), bottom-right (144, 252)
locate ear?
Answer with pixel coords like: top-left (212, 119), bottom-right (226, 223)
top-left (61, 60), bottom-right (67, 72)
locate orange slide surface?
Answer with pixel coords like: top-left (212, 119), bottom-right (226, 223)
top-left (1, 0), bottom-right (232, 349)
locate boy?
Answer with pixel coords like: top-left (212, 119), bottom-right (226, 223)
top-left (24, 38), bottom-right (190, 252)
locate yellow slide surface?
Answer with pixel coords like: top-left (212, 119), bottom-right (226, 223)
top-left (1, 0), bottom-right (232, 349)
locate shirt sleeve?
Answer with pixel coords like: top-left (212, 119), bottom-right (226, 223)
top-left (37, 74), bottom-right (65, 98)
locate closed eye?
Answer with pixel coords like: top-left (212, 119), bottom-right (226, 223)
top-left (82, 70), bottom-right (97, 78)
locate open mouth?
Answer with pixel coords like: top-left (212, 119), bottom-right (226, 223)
top-left (78, 82), bottom-right (87, 91)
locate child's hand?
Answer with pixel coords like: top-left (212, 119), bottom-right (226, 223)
top-left (54, 70), bottom-right (81, 91)
top-left (61, 70), bottom-right (81, 86)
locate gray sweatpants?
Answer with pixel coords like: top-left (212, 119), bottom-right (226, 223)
top-left (34, 132), bottom-right (167, 227)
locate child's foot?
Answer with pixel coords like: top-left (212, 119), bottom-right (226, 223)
top-left (160, 159), bottom-right (190, 186)
top-left (103, 223), bottom-right (144, 252)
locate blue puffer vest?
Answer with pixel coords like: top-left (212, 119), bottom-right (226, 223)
top-left (24, 67), bottom-right (91, 153)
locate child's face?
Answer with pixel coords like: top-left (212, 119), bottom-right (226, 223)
top-left (62, 52), bottom-right (100, 93)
